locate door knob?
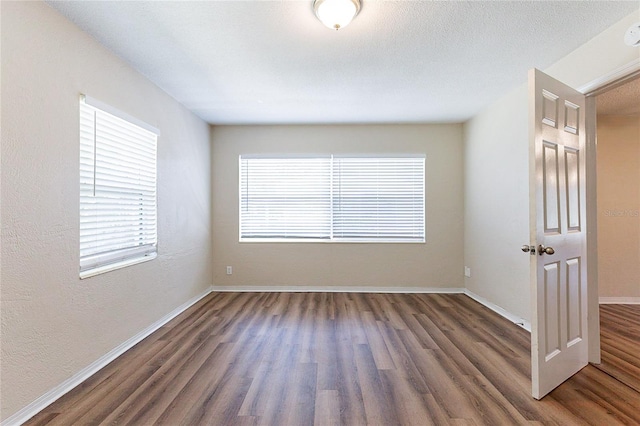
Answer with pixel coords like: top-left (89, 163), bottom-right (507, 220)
top-left (538, 245), bottom-right (555, 255)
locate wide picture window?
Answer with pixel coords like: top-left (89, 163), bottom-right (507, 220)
top-left (240, 155), bottom-right (425, 242)
top-left (79, 96), bottom-right (159, 277)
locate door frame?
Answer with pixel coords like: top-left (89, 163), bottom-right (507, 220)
top-left (578, 59), bottom-right (640, 364)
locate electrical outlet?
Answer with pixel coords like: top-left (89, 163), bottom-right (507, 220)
top-left (464, 266), bottom-right (471, 278)
top-left (226, 266), bottom-right (232, 275)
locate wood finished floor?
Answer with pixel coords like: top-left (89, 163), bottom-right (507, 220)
top-left (25, 293), bottom-right (640, 426)
top-left (596, 304), bottom-right (640, 393)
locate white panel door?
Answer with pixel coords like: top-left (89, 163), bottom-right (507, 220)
top-left (529, 69), bottom-right (588, 399)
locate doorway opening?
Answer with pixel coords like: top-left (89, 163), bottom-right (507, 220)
top-left (592, 73), bottom-right (640, 391)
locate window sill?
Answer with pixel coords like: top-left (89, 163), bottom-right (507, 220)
top-left (239, 239), bottom-right (425, 244)
top-left (80, 253), bottom-right (157, 279)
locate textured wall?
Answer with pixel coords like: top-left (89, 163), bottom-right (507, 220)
top-left (463, 86), bottom-right (531, 322)
top-left (597, 115), bottom-right (640, 298)
top-left (211, 124), bottom-right (464, 290)
top-left (1, 2), bottom-right (212, 420)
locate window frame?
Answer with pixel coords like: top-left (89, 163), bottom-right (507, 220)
top-left (239, 154), bottom-right (426, 244)
top-left (79, 95), bottom-right (160, 278)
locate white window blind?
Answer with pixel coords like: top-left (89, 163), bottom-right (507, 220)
top-left (240, 156), bottom-right (332, 239)
top-left (332, 156), bottom-right (425, 242)
top-left (239, 155), bottom-right (425, 242)
top-left (79, 96), bottom-right (158, 275)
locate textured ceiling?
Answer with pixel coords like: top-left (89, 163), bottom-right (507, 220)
top-left (46, 1), bottom-right (639, 125)
top-left (597, 75), bottom-right (640, 116)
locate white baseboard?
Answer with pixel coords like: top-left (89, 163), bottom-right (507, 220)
top-left (210, 286), bottom-right (532, 332)
top-left (463, 289), bottom-right (532, 332)
top-left (1, 287), bottom-right (213, 426)
top-left (599, 297), bottom-right (640, 304)
top-left (211, 286), bottom-right (532, 331)
top-left (211, 285), bottom-right (465, 294)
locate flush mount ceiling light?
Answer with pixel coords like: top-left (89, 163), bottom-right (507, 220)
top-left (313, 0), bottom-right (361, 31)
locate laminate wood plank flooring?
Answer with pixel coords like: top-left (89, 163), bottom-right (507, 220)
top-left (25, 293), bottom-right (640, 426)
top-left (596, 304), bottom-right (640, 393)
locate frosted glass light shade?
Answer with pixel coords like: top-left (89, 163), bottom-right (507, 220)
top-left (313, 0), bottom-right (361, 30)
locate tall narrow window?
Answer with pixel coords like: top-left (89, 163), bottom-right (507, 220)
top-left (79, 96), bottom-right (159, 277)
top-left (239, 154), bottom-right (425, 242)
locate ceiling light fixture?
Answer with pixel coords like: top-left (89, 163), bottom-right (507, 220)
top-left (313, 0), bottom-right (361, 31)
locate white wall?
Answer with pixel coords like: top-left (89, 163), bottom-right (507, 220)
top-left (463, 9), bottom-right (640, 322)
top-left (0, 2), bottom-right (212, 421)
top-left (211, 124), bottom-right (464, 290)
top-left (463, 87), bottom-right (531, 321)
top-left (597, 115), bottom-right (640, 299)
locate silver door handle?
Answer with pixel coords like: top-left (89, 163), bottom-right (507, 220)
top-left (538, 245), bottom-right (555, 255)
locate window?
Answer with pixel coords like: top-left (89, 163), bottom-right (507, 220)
top-left (240, 156), bottom-right (332, 239)
top-left (332, 156), bottom-right (425, 241)
top-left (239, 155), bottom-right (425, 242)
top-left (79, 96), bottom-right (159, 278)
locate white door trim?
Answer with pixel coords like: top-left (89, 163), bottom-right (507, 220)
top-left (578, 58), bottom-right (640, 94)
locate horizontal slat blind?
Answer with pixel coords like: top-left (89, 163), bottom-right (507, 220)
top-left (332, 156), bottom-right (425, 242)
top-left (240, 156), bottom-right (331, 239)
top-left (80, 99), bottom-right (158, 273)
top-left (239, 155), bottom-right (425, 242)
